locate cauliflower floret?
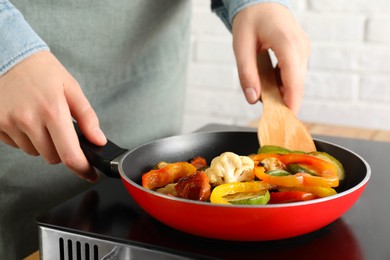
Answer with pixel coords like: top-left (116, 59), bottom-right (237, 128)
top-left (205, 152), bottom-right (254, 185)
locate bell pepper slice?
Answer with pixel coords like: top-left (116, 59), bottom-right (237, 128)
top-left (252, 153), bottom-right (339, 187)
top-left (278, 186), bottom-right (337, 198)
top-left (269, 191), bottom-right (318, 204)
top-left (142, 162), bottom-right (197, 190)
top-left (287, 163), bottom-right (317, 176)
top-left (210, 181), bottom-right (271, 205)
top-left (257, 145), bottom-right (305, 155)
top-left (309, 151), bottom-right (345, 181)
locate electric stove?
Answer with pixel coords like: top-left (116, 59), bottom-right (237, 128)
top-left (38, 177), bottom-right (361, 260)
top-left (37, 124), bottom-right (390, 260)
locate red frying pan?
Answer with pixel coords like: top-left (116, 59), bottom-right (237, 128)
top-left (75, 123), bottom-right (370, 241)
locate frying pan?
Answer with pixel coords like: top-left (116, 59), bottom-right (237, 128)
top-left (75, 123), bottom-right (370, 241)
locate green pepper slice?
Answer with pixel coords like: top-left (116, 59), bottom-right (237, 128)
top-left (266, 169), bottom-right (291, 176)
top-left (258, 145), bottom-right (305, 155)
top-left (287, 163), bottom-right (318, 176)
top-left (257, 145), bottom-right (292, 154)
top-left (226, 190), bottom-right (270, 205)
top-left (309, 151), bottom-right (345, 181)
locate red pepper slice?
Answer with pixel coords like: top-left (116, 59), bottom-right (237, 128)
top-left (251, 153), bottom-right (339, 187)
top-left (142, 162), bottom-right (196, 190)
top-left (269, 191), bottom-right (318, 204)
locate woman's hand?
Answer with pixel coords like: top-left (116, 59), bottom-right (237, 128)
top-left (0, 51), bottom-right (106, 182)
top-left (232, 3), bottom-right (311, 114)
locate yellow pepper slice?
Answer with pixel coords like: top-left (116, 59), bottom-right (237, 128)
top-left (254, 165), bottom-right (339, 188)
top-left (210, 181), bottom-right (271, 205)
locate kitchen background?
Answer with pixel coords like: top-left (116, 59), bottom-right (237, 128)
top-left (182, 0), bottom-right (390, 133)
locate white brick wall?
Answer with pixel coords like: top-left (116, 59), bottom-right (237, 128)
top-left (182, 0), bottom-right (390, 133)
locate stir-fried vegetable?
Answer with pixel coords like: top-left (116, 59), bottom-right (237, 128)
top-left (252, 153), bottom-right (339, 187)
top-left (252, 154), bottom-right (339, 187)
top-left (141, 145), bottom-right (344, 205)
top-left (142, 162), bottom-right (196, 190)
top-left (210, 181), bottom-right (272, 205)
top-left (205, 152), bottom-right (254, 185)
top-left (309, 151), bottom-right (345, 181)
top-left (278, 186), bottom-right (337, 198)
top-left (175, 171), bottom-right (211, 201)
top-left (269, 191), bottom-right (317, 204)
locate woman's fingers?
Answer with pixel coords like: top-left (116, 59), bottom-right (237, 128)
top-left (232, 19), bottom-right (261, 104)
top-left (65, 78), bottom-right (107, 147)
top-left (232, 3), bottom-right (311, 114)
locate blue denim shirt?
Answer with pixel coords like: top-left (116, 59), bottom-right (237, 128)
top-left (0, 0), bottom-right (289, 77)
top-left (0, 1), bottom-right (49, 76)
top-left (211, 0), bottom-right (290, 31)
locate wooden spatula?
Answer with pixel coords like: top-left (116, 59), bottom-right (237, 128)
top-left (256, 50), bottom-right (316, 152)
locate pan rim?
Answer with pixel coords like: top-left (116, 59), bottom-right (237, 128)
top-left (118, 131), bottom-right (371, 208)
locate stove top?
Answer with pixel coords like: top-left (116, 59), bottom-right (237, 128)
top-left (39, 124), bottom-right (390, 260)
top-left (37, 177), bottom-right (361, 260)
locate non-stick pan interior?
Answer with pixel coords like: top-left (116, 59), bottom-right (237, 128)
top-left (121, 131), bottom-right (368, 193)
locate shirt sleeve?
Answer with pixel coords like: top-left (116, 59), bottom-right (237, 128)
top-left (0, 1), bottom-right (49, 76)
top-left (211, 0), bottom-right (291, 31)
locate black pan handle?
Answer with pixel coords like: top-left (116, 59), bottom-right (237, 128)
top-left (73, 122), bottom-right (128, 178)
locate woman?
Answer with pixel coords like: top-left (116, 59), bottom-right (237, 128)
top-left (0, 0), bottom-right (310, 258)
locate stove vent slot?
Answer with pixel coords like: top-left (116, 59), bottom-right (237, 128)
top-left (59, 237), bottom-right (99, 260)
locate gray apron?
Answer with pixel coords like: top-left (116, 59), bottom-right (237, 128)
top-left (0, 1), bottom-right (191, 258)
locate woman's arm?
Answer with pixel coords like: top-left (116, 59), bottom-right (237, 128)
top-left (0, 1), bottom-right (106, 182)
